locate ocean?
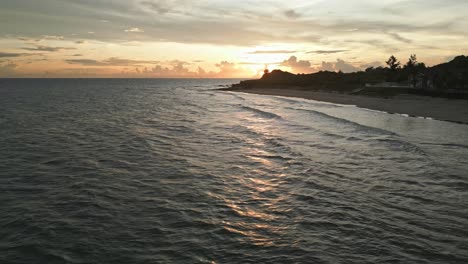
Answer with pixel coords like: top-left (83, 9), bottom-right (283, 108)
top-left (1, 78), bottom-right (467, 263)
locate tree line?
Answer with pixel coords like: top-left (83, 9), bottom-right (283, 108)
top-left (259, 54), bottom-right (468, 92)
top-left (365, 54), bottom-right (468, 91)
top-left (364, 54), bottom-right (426, 87)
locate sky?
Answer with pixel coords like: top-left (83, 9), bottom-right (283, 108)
top-left (1, 0), bottom-right (467, 78)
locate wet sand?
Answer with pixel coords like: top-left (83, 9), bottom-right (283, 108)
top-left (225, 88), bottom-right (468, 124)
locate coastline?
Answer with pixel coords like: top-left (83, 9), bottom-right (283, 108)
top-left (221, 87), bottom-right (468, 124)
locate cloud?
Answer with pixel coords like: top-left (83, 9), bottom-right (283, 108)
top-left (65, 59), bottom-right (107, 66)
top-left (247, 50), bottom-right (297, 54)
top-left (17, 37), bottom-right (35, 42)
top-left (137, 60), bottom-right (253, 78)
top-left (44, 67), bottom-right (115, 77)
top-left (0, 0), bottom-right (466, 47)
top-left (22, 45), bottom-right (75, 52)
top-left (0, 52), bottom-right (43, 58)
top-left (0, 52), bottom-right (25, 58)
top-left (105, 57), bottom-right (159, 65)
top-left (280, 56), bottom-right (313, 73)
top-left (239, 61), bottom-right (280, 65)
top-left (360, 61), bottom-right (384, 69)
top-left (386, 32), bottom-right (412, 44)
top-left (307, 50), bottom-right (349, 54)
top-left (42, 35), bottom-right (64, 40)
top-left (141, 0), bottom-right (173, 14)
top-left (18, 35), bottom-right (65, 42)
top-left (125, 28), bottom-right (144, 33)
top-left (320, 61), bottom-right (335, 72)
top-left (316, 59), bottom-right (360, 73)
top-left (343, 39), bottom-right (401, 53)
top-left (144, 62), bottom-right (194, 77)
top-left (213, 61), bottom-right (251, 78)
top-left (65, 57), bottom-right (160, 66)
top-left (0, 62), bottom-right (18, 76)
top-left (334, 59), bottom-right (360, 73)
top-left (167, 59), bottom-right (191, 66)
top-left (284, 9), bottom-right (300, 19)
top-left (280, 56), bottom-right (362, 73)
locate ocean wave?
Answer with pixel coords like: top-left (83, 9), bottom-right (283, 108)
top-left (240, 105), bottom-right (283, 120)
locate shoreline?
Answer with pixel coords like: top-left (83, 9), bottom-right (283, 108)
top-left (221, 87), bottom-right (468, 124)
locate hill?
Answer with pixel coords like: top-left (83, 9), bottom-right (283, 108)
top-left (227, 55), bottom-right (468, 97)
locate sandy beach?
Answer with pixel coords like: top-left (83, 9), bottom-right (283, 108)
top-left (225, 88), bottom-right (468, 124)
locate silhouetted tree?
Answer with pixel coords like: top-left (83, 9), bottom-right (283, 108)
top-left (385, 55), bottom-right (401, 82)
top-left (386, 55), bottom-right (401, 71)
top-left (403, 55), bottom-right (427, 88)
top-left (261, 69), bottom-right (270, 79)
top-left (404, 54), bottom-right (418, 87)
top-left (406, 54), bottom-right (417, 68)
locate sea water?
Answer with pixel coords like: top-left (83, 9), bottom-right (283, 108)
top-left (1, 79), bottom-right (467, 263)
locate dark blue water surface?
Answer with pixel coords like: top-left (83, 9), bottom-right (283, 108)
top-left (1, 79), bottom-right (467, 263)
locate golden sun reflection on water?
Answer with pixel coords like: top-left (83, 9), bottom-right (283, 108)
top-left (247, 152), bottom-right (273, 167)
top-left (212, 109), bottom-right (294, 247)
top-left (222, 225), bottom-right (276, 247)
top-left (225, 201), bottom-right (277, 221)
top-left (206, 166), bottom-right (290, 247)
top-left (212, 165), bottom-right (290, 246)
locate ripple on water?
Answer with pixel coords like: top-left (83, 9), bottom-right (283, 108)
top-left (1, 79), bottom-right (468, 263)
